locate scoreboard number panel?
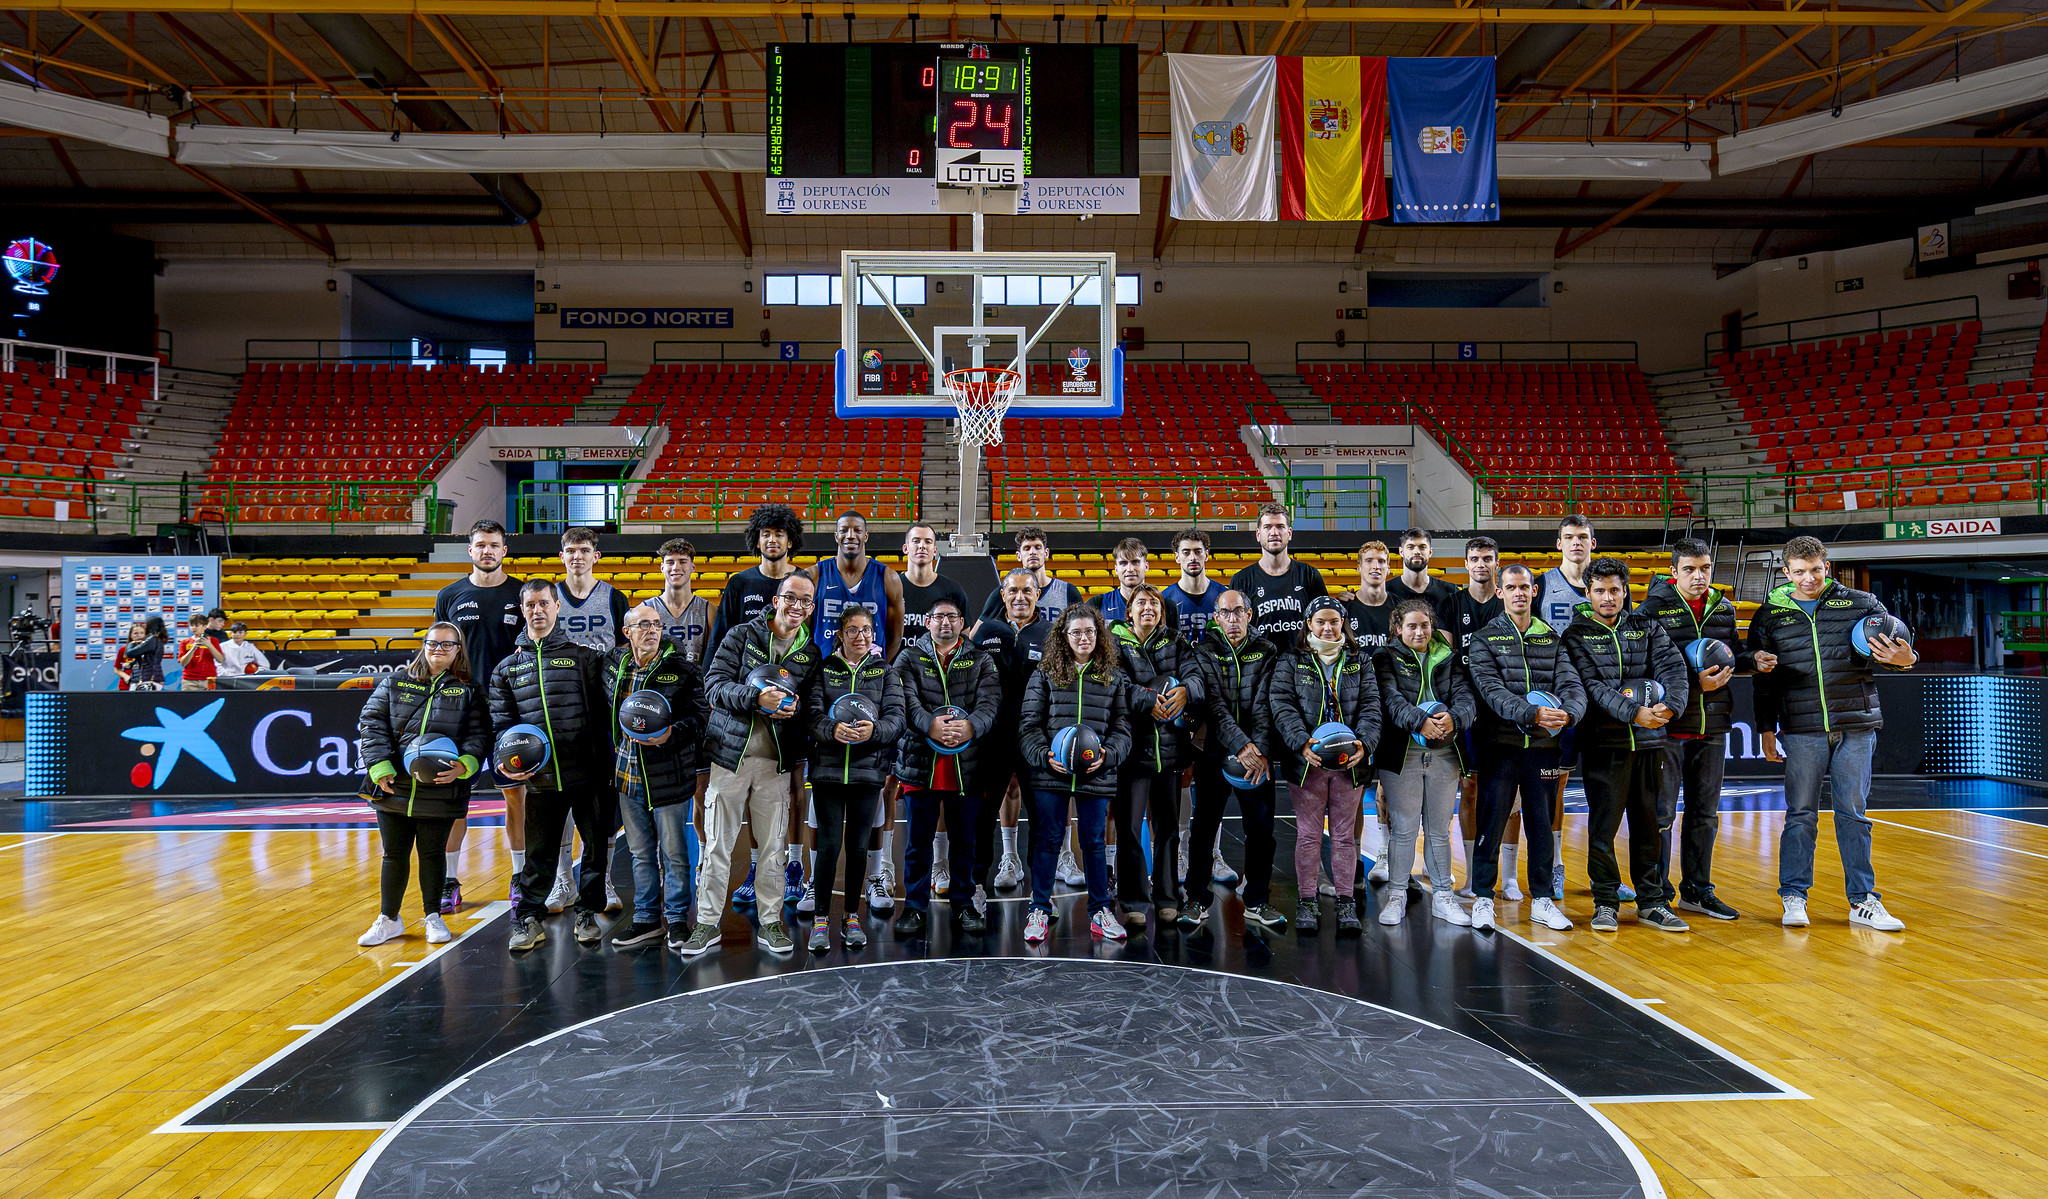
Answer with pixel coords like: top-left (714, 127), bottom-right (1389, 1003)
top-left (766, 43), bottom-right (1139, 216)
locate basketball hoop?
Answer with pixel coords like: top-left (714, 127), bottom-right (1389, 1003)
top-left (942, 365), bottom-right (1022, 447)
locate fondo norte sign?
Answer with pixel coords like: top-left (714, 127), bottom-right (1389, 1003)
top-left (26, 691), bottom-right (374, 798)
top-left (558, 308), bottom-right (734, 329)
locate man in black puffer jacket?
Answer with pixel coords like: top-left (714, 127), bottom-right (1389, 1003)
top-left (1182, 590), bottom-right (1284, 929)
top-left (681, 574), bottom-right (826, 957)
top-left (1747, 535), bottom-right (1916, 933)
top-left (1635, 539), bottom-right (1763, 922)
top-left (603, 603), bottom-right (710, 952)
top-left (890, 596), bottom-right (1002, 937)
top-left (1563, 558), bottom-right (1692, 934)
top-left (1465, 563), bottom-right (1588, 932)
top-left (491, 580), bottom-right (611, 952)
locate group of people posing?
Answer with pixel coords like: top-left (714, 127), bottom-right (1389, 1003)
top-left (352, 504), bottom-right (1919, 956)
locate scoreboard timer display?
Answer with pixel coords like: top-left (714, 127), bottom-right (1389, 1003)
top-left (766, 42), bottom-right (1139, 214)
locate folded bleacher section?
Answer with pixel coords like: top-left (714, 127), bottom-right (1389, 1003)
top-left (207, 363), bottom-right (601, 523)
top-left (1300, 361), bottom-right (1678, 518)
top-left (986, 362), bottom-right (1283, 525)
top-left (0, 363), bottom-right (145, 519)
top-left (1717, 321), bottom-right (2048, 513)
top-left (619, 363), bottom-right (922, 525)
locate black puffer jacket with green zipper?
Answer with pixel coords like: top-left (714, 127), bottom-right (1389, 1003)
top-left (1268, 642), bottom-right (1383, 787)
top-left (1110, 619), bottom-right (1196, 777)
top-left (603, 638), bottom-right (710, 808)
top-left (1562, 603), bottom-right (1692, 753)
top-left (1465, 612), bottom-right (1589, 750)
top-left (1372, 631), bottom-right (1477, 774)
top-left (702, 616), bottom-right (826, 773)
top-left (487, 627), bottom-right (609, 792)
top-left (891, 635), bottom-right (1003, 790)
top-left (1019, 664), bottom-right (1133, 799)
top-left (1188, 627), bottom-right (1278, 763)
top-left (1634, 577), bottom-right (1752, 738)
top-left (806, 650), bottom-right (908, 789)
top-left (1746, 579), bottom-right (1911, 736)
top-left (361, 669), bottom-right (489, 820)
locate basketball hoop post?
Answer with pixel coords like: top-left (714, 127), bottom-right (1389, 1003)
top-left (955, 212), bottom-right (994, 553)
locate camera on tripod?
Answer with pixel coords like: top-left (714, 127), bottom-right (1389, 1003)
top-left (9, 608), bottom-right (51, 645)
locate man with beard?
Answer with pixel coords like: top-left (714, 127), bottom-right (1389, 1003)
top-left (1228, 503), bottom-right (1327, 646)
top-left (433, 519), bottom-right (524, 911)
top-left (1161, 528), bottom-right (1222, 642)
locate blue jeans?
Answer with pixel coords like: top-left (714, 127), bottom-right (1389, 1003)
top-left (619, 798), bottom-right (699, 926)
top-left (1778, 729), bottom-right (1878, 904)
top-left (1030, 788), bottom-right (1112, 916)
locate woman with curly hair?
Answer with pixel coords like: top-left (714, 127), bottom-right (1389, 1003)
top-left (1018, 604), bottom-right (1133, 944)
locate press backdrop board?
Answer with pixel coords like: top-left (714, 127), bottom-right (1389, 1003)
top-left (61, 556), bottom-right (220, 691)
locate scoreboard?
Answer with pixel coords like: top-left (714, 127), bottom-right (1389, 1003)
top-left (766, 42), bottom-right (1140, 216)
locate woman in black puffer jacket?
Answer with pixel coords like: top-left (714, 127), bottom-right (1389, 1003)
top-left (357, 621), bottom-right (489, 949)
top-left (1019, 604), bottom-right (1132, 945)
top-left (802, 607), bottom-right (906, 951)
top-left (1269, 597), bottom-right (1383, 935)
top-left (1109, 583), bottom-right (1196, 923)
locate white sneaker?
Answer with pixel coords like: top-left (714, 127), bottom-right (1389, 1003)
top-left (994, 853), bottom-right (1026, 889)
top-left (1432, 893), bottom-right (1472, 927)
top-left (1089, 909), bottom-right (1128, 942)
top-left (1057, 847), bottom-right (1087, 887)
top-left (1530, 897), bottom-right (1574, 931)
top-left (865, 874), bottom-right (895, 914)
top-left (1377, 895), bottom-right (1405, 926)
top-left (1503, 877), bottom-right (1525, 902)
top-left (1470, 898), bottom-right (1496, 930)
top-left (1849, 896), bottom-right (1904, 931)
top-left (973, 884), bottom-right (990, 915)
top-left (357, 915), bottom-right (404, 947)
top-left (422, 914), bottom-right (452, 944)
top-left (603, 878), bottom-right (623, 913)
top-left (1176, 837), bottom-right (1190, 885)
top-left (1211, 851), bottom-right (1240, 886)
top-left (796, 880), bottom-right (817, 914)
top-left (1781, 895), bottom-right (1810, 927)
top-left (545, 872), bottom-right (575, 914)
top-left (932, 858), bottom-right (952, 898)
top-left (1317, 867), bottom-right (1337, 898)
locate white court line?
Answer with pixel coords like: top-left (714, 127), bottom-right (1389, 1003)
top-left (1491, 926), bottom-right (1809, 1104)
top-left (0, 832), bottom-right (65, 851)
top-left (155, 900), bottom-right (511, 1135)
top-left (1867, 815), bottom-right (2048, 861)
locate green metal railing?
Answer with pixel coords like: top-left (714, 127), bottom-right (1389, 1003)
top-left (1704, 294), bottom-right (1980, 361)
top-left (0, 473), bottom-right (435, 534)
top-left (1782, 456), bottom-right (2048, 519)
top-left (515, 477), bottom-right (920, 532)
top-left (244, 339), bottom-right (609, 368)
top-left (1297, 340), bottom-right (1639, 367)
top-left (1281, 473), bottom-right (1390, 527)
top-left (989, 475), bottom-right (1277, 532)
top-left (1995, 611), bottom-right (2048, 653)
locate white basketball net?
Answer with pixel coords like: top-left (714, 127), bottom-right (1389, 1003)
top-left (943, 366), bottom-right (1022, 448)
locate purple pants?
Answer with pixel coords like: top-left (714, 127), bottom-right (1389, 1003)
top-left (1292, 765), bottom-right (1362, 899)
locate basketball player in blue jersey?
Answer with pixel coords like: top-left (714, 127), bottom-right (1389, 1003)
top-left (546, 526), bottom-right (633, 914)
top-left (1162, 528), bottom-right (1222, 642)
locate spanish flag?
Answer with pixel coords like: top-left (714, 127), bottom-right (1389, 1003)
top-left (1279, 56), bottom-right (1388, 222)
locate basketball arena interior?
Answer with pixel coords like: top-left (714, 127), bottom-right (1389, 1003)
top-left (2, 3), bottom-right (2047, 1195)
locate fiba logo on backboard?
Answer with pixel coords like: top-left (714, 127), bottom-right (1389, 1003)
top-left (1062, 346), bottom-right (1096, 395)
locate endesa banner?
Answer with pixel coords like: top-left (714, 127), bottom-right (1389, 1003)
top-left (26, 690), bottom-right (374, 798)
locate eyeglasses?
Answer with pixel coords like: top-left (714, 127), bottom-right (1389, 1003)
top-left (929, 612), bottom-right (963, 623)
top-left (624, 620), bottom-right (664, 631)
top-left (423, 639), bottom-right (461, 651)
top-left (778, 596), bottom-right (816, 610)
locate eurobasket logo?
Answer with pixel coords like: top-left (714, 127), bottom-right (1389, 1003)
top-left (1418, 125), bottom-right (1469, 155)
top-left (1191, 122), bottom-right (1249, 157)
top-left (1067, 346), bottom-right (1092, 378)
top-left (1309, 101), bottom-right (1350, 140)
top-left (860, 348), bottom-right (884, 370)
top-left (4, 236), bottom-right (59, 296)
top-left (121, 699), bottom-right (236, 789)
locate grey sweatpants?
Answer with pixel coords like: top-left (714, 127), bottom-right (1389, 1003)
top-left (696, 754), bottom-right (793, 924)
top-left (1376, 745), bottom-right (1460, 896)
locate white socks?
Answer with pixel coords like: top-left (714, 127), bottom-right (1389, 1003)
top-left (1503, 845), bottom-right (1520, 887)
top-left (444, 849), bottom-right (463, 878)
top-left (1001, 826), bottom-right (1019, 856)
top-left (511, 849), bottom-right (526, 873)
top-left (934, 831), bottom-right (950, 864)
top-left (1552, 839), bottom-right (1564, 869)
top-left (867, 849), bottom-right (882, 877)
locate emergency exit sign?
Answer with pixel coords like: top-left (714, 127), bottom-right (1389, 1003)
top-left (1885, 517), bottom-right (2000, 539)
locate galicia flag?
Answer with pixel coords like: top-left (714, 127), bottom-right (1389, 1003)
top-left (1387, 57), bottom-right (1499, 223)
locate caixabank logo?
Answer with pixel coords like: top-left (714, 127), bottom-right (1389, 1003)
top-left (26, 691), bottom-right (374, 798)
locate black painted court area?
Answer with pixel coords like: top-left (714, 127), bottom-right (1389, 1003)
top-left (343, 959), bottom-right (1661, 1199)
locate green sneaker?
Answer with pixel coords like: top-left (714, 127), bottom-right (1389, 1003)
top-left (676, 924), bottom-right (720, 957)
top-left (757, 921), bottom-right (795, 954)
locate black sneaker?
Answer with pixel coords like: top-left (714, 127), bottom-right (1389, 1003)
top-left (509, 916), bottom-right (546, 952)
top-left (666, 922), bottom-right (695, 952)
top-left (611, 921), bottom-right (665, 947)
top-left (1295, 900), bottom-right (1319, 933)
top-left (1638, 906), bottom-right (1691, 933)
top-left (1244, 902), bottom-right (1288, 929)
top-left (1178, 901), bottom-right (1209, 929)
top-left (573, 911), bottom-right (602, 944)
top-left (1675, 892), bottom-right (1740, 921)
top-left (894, 908), bottom-right (928, 939)
top-left (1334, 898), bottom-right (1361, 932)
top-left (956, 907), bottom-right (987, 934)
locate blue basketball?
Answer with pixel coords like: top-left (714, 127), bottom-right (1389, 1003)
top-left (1849, 613), bottom-right (1909, 657)
top-left (492, 723), bottom-right (551, 775)
top-left (618, 689), bottom-right (672, 742)
top-left (926, 704), bottom-right (972, 755)
top-left (829, 692), bottom-right (879, 726)
top-left (1163, 674), bottom-right (1191, 728)
top-left (1618, 678), bottom-right (1666, 711)
top-left (1310, 721), bottom-right (1364, 770)
top-left (1051, 723), bottom-right (1104, 774)
top-left (1685, 637), bottom-right (1735, 672)
top-left (1518, 690), bottom-right (1560, 735)
top-left (403, 735), bottom-right (462, 783)
top-left (1221, 753), bottom-right (1263, 790)
top-left (1410, 700), bottom-right (1451, 749)
top-left (746, 662), bottom-right (799, 713)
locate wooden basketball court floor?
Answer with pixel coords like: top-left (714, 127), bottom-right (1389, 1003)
top-left (2, 780), bottom-right (2044, 1198)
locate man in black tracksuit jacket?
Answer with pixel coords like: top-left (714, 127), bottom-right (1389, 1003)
top-left (891, 598), bottom-right (1003, 935)
top-left (1634, 540), bottom-right (1760, 921)
top-left (491, 580), bottom-right (612, 949)
top-left (1183, 590), bottom-right (1283, 926)
top-left (1465, 563), bottom-right (1587, 930)
top-left (1563, 558), bottom-right (1691, 931)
